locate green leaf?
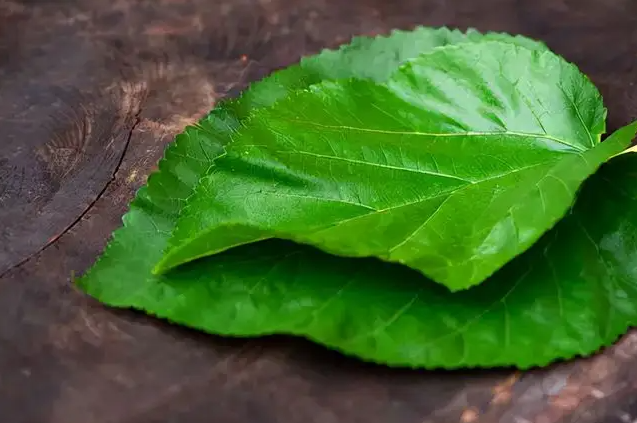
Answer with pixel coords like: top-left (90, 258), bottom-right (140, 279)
top-left (78, 30), bottom-right (532, 318)
top-left (81, 126), bottom-right (637, 369)
top-left (156, 41), bottom-right (620, 291)
top-left (77, 25), bottom-right (637, 369)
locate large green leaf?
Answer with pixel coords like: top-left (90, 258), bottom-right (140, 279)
top-left (77, 26), bottom-right (637, 369)
top-left (80, 131), bottom-right (637, 369)
top-left (156, 41), bottom-right (621, 291)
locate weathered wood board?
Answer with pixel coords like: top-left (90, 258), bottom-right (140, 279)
top-left (1, 1), bottom-right (637, 422)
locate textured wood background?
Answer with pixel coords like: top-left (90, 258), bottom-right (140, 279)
top-left (1, 1), bottom-right (637, 422)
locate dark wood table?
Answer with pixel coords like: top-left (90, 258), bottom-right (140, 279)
top-left (1, 1), bottom-right (637, 422)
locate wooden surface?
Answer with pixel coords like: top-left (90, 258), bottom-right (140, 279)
top-left (1, 1), bottom-right (637, 422)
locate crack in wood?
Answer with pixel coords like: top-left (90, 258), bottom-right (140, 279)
top-left (0, 109), bottom-right (142, 279)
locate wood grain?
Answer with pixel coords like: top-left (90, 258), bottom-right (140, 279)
top-left (1, 1), bottom-right (636, 422)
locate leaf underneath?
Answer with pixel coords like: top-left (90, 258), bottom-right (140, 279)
top-left (83, 148), bottom-right (637, 369)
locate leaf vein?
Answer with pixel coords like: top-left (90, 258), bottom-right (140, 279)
top-left (282, 119), bottom-right (586, 152)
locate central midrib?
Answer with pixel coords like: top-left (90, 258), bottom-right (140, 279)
top-left (276, 119), bottom-right (587, 152)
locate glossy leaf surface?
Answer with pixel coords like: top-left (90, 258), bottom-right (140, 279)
top-left (158, 42), bottom-right (620, 290)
